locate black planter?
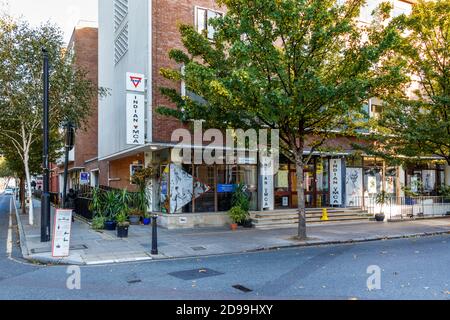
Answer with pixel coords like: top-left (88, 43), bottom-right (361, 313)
top-left (242, 219), bottom-right (253, 228)
top-left (104, 221), bottom-right (117, 231)
top-left (375, 214), bottom-right (385, 222)
top-left (117, 225), bottom-right (129, 238)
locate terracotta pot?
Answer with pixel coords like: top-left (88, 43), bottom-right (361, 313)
top-left (230, 223), bottom-right (238, 231)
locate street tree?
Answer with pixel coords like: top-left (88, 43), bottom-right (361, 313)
top-left (369, 0), bottom-right (450, 166)
top-left (0, 16), bottom-right (98, 225)
top-left (157, 0), bottom-right (404, 239)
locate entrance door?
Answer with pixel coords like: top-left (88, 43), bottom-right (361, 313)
top-left (291, 164), bottom-right (315, 208)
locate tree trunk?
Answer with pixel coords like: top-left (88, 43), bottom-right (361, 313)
top-left (24, 154), bottom-right (34, 226)
top-left (295, 152), bottom-right (307, 240)
top-left (20, 176), bottom-right (26, 215)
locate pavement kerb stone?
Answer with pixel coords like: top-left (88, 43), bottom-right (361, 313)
top-left (12, 198), bottom-right (31, 260)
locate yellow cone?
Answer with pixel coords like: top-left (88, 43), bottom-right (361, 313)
top-left (321, 208), bottom-right (329, 221)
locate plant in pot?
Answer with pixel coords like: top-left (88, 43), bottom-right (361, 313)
top-left (228, 206), bottom-right (248, 231)
top-left (131, 165), bottom-right (155, 226)
top-left (103, 190), bottom-right (119, 230)
top-left (89, 187), bottom-right (105, 230)
top-left (375, 191), bottom-right (389, 222)
top-left (115, 210), bottom-right (130, 238)
top-left (128, 193), bottom-right (142, 225)
top-left (231, 183), bottom-right (252, 228)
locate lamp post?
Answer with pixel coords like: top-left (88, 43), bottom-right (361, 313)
top-left (41, 48), bottom-right (51, 243)
top-left (62, 121), bottom-right (75, 209)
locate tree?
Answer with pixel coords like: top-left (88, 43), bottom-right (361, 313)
top-left (0, 16), bottom-right (98, 225)
top-left (370, 0), bottom-right (450, 166)
top-left (157, 0), bottom-right (404, 239)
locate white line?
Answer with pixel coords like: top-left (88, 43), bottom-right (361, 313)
top-left (6, 198), bottom-right (13, 256)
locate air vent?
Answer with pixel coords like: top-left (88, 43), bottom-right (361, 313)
top-left (114, 0), bottom-right (128, 31)
top-left (115, 23), bottom-right (129, 64)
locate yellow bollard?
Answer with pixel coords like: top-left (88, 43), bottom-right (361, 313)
top-left (321, 208), bottom-right (329, 221)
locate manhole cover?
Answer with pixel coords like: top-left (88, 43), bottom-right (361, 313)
top-left (169, 268), bottom-right (224, 280)
top-left (233, 285), bottom-right (253, 293)
top-left (30, 244), bottom-right (88, 254)
top-left (191, 246), bottom-right (207, 251)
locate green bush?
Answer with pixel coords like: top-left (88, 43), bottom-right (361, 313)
top-left (228, 206), bottom-right (248, 224)
top-left (92, 215), bottom-right (106, 230)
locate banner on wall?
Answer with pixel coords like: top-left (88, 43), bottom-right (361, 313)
top-left (126, 93), bottom-right (145, 145)
top-left (330, 159), bottom-right (343, 206)
top-left (260, 156), bottom-right (275, 210)
top-left (346, 168), bottom-right (363, 207)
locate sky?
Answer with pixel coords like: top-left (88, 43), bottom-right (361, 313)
top-left (2, 0), bottom-right (98, 44)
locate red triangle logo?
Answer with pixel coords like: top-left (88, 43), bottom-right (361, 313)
top-left (130, 76), bottom-right (142, 88)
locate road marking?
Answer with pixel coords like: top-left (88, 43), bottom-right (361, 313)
top-left (7, 198), bottom-right (13, 257)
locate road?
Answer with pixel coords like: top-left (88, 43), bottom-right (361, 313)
top-left (0, 195), bottom-right (449, 300)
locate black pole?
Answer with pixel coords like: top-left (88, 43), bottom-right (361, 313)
top-left (41, 49), bottom-right (51, 243)
top-left (151, 214), bottom-right (158, 255)
top-left (62, 145), bottom-right (69, 209)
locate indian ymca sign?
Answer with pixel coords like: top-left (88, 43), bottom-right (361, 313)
top-left (126, 72), bottom-right (145, 145)
top-left (330, 158), bottom-right (343, 206)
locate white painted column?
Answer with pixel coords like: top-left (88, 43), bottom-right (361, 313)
top-left (445, 164), bottom-right (450, 186)
top-left (398, 166), bottom-right (406, 198)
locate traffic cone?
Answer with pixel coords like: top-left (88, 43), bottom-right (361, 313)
top-left (321, 208), bottom-right (329, 221)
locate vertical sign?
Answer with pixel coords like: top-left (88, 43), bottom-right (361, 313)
top-left (330, 159), bottom-right (343, 206)
top-left (52, 209), bottom-right (73, 257)
top-left (126, 93), bottom-right (145, 145)
top-left (346, 168), bottom-right (363, 207)
top-left (260, 156), bottom-right (275, 210)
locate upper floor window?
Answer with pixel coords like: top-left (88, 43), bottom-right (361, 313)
top-left (195, 7), bottom-right (223, 40)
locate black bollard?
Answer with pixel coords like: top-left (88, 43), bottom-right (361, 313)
top-left (151, 214), bottom-right (158, 255)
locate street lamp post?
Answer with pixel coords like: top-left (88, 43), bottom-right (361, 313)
top-left (41, 49), bottom-right (51, 243)
top-left (62, 122), bottom-right (75, 209)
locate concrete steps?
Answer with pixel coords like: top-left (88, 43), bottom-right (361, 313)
top-left (250, 208), bottom-right (371, 230)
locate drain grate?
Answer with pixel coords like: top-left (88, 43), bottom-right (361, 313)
top-left (169, 268), bottom-right (224, 280)
top-left (30, 244), bottom-right (88, 254)
top-left (191, 246), bottom-right (207, 251)
top-left (233, 285), bottom-right (253, 293)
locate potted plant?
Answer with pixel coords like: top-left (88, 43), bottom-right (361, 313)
top-left (131, 165), bottom-right (155, 226)
top-left (89, 187), bottom-right (105, 230)
top-left (228, 206), bottom-right (248, 231)
top-left (103, 190), bottom-right (119, 230)
top-left (231, 183), bottom-right (252, 228)
top-left (375, 191), bottom-right (389, 222)
top-left (115, 210), bottom-right (130, 238)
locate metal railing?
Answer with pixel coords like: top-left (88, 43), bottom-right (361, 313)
top-left (362, 196), bottom-right (450, 221)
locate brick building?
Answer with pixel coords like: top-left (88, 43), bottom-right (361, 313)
top-left (52, 21), bottom-right (102, 195)
top-left (97, 0), bottom-right (450, 229)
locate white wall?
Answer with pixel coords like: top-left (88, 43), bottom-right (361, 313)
top-left (98, 0), bottom-right (151, 159)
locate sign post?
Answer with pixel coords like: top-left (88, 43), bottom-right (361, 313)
top-left (52, 209), bottom-right (73, 258)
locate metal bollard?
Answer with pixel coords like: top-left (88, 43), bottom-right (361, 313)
top-left (151, 214), bottom-right (158, 255)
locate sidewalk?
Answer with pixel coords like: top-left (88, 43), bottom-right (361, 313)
top-left (13, 199), bottom-right (450, 265)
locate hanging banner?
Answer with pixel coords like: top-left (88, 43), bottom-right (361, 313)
top-left (126, 72), bottom-right (145, 92)
top-left (260, 156), bottom-right (275, 210)
top-left (52, 209), bottom-right (73, 258)
top-left (330, 159), bottom-right (343, 206)
top-left (346, 168), bottom-right (363, 207)
top-left (126, 93), bottom-right (145, 145)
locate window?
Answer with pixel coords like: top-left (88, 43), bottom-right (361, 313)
top-left (195, 7), bottom-right (223, 40)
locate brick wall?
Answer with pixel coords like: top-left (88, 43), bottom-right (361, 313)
top-left (151, 0), bottom-right (225, 143)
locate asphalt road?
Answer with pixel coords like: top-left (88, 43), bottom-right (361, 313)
top-left (0, 195), bottom-right (449, 300)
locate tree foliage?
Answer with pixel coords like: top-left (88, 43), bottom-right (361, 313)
top-left (157, 0), bottom-right (405, 238)
top-left (370, 0), bottom-right (450, 165)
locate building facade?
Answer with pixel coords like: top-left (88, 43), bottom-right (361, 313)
top-left (52, 21), bottom-right (102, 196)
top-left (97, 0), bottom-right (450, 228)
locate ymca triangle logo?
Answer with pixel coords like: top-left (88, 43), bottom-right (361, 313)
top-left (130, 76), bottom-right (142, 88)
